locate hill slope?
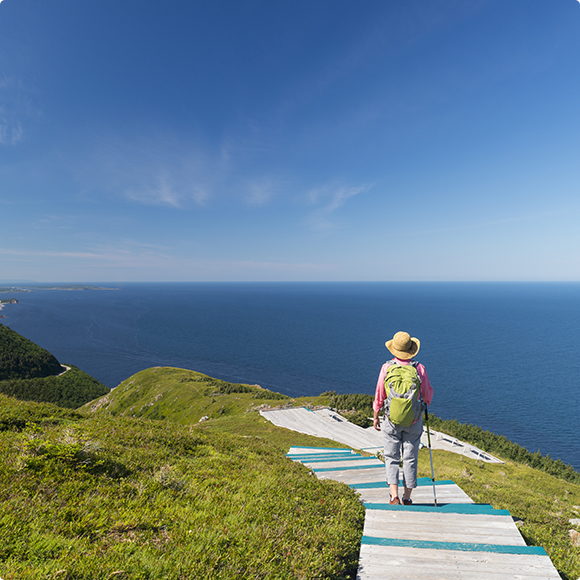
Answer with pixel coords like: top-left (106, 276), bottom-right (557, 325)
top-left (4, 374), bottom-right (580, 578)
top-left (82, 366), bottom-right (329, 422)
top-left (0, 323), bottom-right (109, 408)
top-left (0, 393), bottom-right (363, 579)
top-left (0, 323), bottom-right (63, 379)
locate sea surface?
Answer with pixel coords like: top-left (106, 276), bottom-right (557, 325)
top-left (2, 282), bottom-right (580, 469)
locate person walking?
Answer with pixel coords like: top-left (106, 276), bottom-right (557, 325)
top-left (373, 331), bottom-right (433, 505)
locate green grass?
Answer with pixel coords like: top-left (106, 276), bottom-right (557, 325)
top-left (82, 367), bottom-right (331, 424)
top-left (427, 414), bottom-right (580, 484)
top-left (193, 406), bottom-right (580, 579)
top-left (0, 365), bottom-right (109, 409)
top-left (0, 394), bottom-right (363, 579)
top-left (5, 367), bottom-right (580, 579)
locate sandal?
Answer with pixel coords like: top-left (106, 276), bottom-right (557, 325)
top-left (403, 498), bottom-right (413, 505)
top-left (389, 496), bottom-right (401, 505)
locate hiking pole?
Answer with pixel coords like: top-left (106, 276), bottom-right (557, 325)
top-left (424, 407), bottom-right (438, 507)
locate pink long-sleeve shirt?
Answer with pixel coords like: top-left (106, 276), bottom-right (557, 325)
top-left (373, 357), bottom-right (433, 413)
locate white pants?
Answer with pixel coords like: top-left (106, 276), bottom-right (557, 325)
top-left (382, 418), bottom-right (423, 488)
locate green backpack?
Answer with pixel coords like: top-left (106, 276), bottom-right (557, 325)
top-left (383, 360), bottom-right (423, 427)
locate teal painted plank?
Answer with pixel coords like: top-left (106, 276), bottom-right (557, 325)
top-left (351, 479), bottom-right (455, 489)
top-left (313, 463), bottom-right (384, 472)
top-left (287, 453), bottom-right (362, 461)
top-left (361, 535), bottom-right (547, 555)
top-left (288, 447), bottom-right (351, 451)
top-left (364, 502), bottom-right (510, 515)
top-left (295, 456), bottom-right (380, 464)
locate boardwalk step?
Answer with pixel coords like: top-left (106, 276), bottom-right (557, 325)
top-left (364, 503), bottom-right (510, 515)
top-left (361, 535), bottom-right (547, 555)
top-left (351, 478), bottom-right (455, 489)
top-left (286, 447), bottom-right (561, 579)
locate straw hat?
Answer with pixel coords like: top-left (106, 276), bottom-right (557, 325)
top-left (385, 331), bottom-right (420, 360)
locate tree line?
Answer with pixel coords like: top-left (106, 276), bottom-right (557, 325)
top-left (0, 323), bottom-right (63, 380)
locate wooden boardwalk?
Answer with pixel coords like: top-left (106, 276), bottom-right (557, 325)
top-left (287, 447), bottom-right (560, 579)
top-left (262, 407), bottom-right (503, 463)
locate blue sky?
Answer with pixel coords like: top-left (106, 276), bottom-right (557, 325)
top-left (1, 0), bottom-right (580, 282)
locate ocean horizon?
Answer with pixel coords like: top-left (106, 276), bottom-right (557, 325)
top-left (2, 281), bottom-right (580, 470)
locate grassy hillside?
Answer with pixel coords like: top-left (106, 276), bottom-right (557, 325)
top-left (82, 368), bottom-right (580, 579)
top-left (82, 366), bottom-right (330, 422)
top-left (0, 323), bottom-right (63, 380)
top-left (6, 363), bottom-right (580, 578)
top-left (0, 393), bottom-right (364, 579)
top-left (0, 324), bottom-right (109, 408)
top-left (0, 365), bottom-right (110, 409)
top-left (203, 413), bottom-right (580, 580)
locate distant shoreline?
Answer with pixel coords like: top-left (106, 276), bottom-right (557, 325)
top-left (0, 285), bottom-right (118, 293)
top-left (0, 299), bottom-right (18, 319)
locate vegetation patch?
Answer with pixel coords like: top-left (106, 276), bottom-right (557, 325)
top-left (0, 395), bottom-right (79, 432)
top-left (6, 363), bottom-right (580, 578)
top-left (0, 324), bottom-right (109, 408)
top-left (0, 323), bottom-right (63, 380)
top-left (82, 367), bottom-right (330, 424)
top-left (427, 415), bottom-right (580, 485)
top-left (0, 365), bottom-right (109, 409)
top-left (0, 393), bottom-right (363, 579)
top-left (322, 391), bottom-right (374, 428)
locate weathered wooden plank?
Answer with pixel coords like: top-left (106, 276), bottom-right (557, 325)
top-left (316, 467), bottom-right (386, 484)
top-left (302, 458), bottom-right (384, 469)
top-left (351, 478), bottom-right (455, 489)
top-left (287, 446), bottom-right (353, 453)
top-left (288, 454), bottom-right (362, 462)
top-left (357, 545), bottom-right (561, 579)
top-left (262, 408), bottom-right (384, 449)
top-left (364, 510), bottom-right (520, 533)
top-left (363, 519), bottom-right (525, 546)
top-left (357, 485), bottom-right (473, 504)
top-left (362, 526), bottom-right (525, 547)
top-left (313, 461), bottom-right (385, 471)
top-left (362, 535), bottom-right (545, 555)
top-left (363, 502), bottom-right (508, 515)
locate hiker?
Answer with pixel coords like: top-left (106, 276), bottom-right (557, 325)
top-left (373, 331), bottom-right (433, 505)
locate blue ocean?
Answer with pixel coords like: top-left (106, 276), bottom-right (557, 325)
top-left (2, 282), bottom-right (580, 469)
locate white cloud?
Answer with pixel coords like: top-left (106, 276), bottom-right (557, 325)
top-left (306, 182), bottom-right (371, 230)
top-left (0, 119), bottom-right (22, 145)
top-left (0, 248), bottom-right (105, 259)
top-left (0, 75), bottom-right (30, 146)
top-left (244, 179), bottom-right (278, 206)
top-left (77, 134), bottom-right (224, 208)
top-left (0, 244), bottom-right (335, 282)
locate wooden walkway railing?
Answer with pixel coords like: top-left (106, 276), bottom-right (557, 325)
top-left (287, 446), bottom-right (560, 579)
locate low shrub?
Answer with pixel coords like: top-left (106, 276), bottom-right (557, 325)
top-left (429, 415), bottom-right (580, 484)
top-left (0, 397), bottom-right (364, 579)
top-left (0, 365), bottom-right (109, 409)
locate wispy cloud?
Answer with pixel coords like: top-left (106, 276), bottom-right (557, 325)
top-left (0, 248), bottom-right (105, 259)
top-left (74, 130), bottom-right (298, 210)
top-left (77, 134), bottom-right (225, 208)
top-left (0, 237), bottom-right (172, 260)
top-left (0, 76), bottom-right (30, 146)
top-left (0, 118), bottom-right (22, 145)
top-left (420, 207), bottom-right (575, 237)
top-left (244, 178), bottom-right (279, 206)
top-left (0, 244), bottom-right (334, 281)
top-left (306, 183), bottom-right (371, 230)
